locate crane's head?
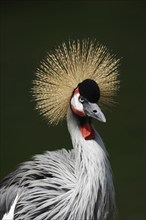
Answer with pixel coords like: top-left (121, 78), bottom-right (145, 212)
top-left (32, 39), bottom-right (120, 125)
top-left (71, 79), bottom-right (106, 123)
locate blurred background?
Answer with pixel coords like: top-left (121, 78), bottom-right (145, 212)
top-left (0, 1), bottom-right (145, 219)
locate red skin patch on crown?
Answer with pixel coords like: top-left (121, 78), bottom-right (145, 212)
top-left (80, 123), bottom-right (95, 140)
top-left (74, 88), bottom-right (80, 95)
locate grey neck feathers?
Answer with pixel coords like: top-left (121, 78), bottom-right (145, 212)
top-left (67, 108), bottom-right (116, 220)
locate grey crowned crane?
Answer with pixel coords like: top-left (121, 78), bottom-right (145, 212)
top-left (0, 39), bottom-right (120, 220)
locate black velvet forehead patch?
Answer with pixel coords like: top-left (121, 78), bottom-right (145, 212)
top-left (78, 79), bottom-right (100, 103)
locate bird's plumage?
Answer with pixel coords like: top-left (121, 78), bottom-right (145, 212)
top-left (0, 39), bottom-right (120, 220)
top-left (32, 39), bottom-right (120, 125)
top-left (0, 109), bottom-right (115, 220)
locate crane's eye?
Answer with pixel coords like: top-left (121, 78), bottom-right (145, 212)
top-left (79, 96), bottom-right (84, 103)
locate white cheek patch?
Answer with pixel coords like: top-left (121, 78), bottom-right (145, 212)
top-left (71, 91), bottom-right (85, 117)
top-left (71, 93), bottom-right (83, 111)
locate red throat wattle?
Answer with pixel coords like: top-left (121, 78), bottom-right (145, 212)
top-left (80, 123), bottom-right (95, 140)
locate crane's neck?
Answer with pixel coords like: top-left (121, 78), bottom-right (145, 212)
top-left (67, 108), bottom-right (115, 220)
top-left (67, 107), bottom-right (107, 154)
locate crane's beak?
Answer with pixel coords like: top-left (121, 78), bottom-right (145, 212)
top-left (83, 101), bottom-right (106, 123)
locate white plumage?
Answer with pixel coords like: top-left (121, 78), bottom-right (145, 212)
top-left (2, 195), bottom-right (19, 220)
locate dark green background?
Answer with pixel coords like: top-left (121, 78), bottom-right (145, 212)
top-left (0, 1), bottom-right (145, 220)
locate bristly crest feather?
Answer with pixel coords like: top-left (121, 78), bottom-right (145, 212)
top-left (32, 39), bottom-right (120, 125)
